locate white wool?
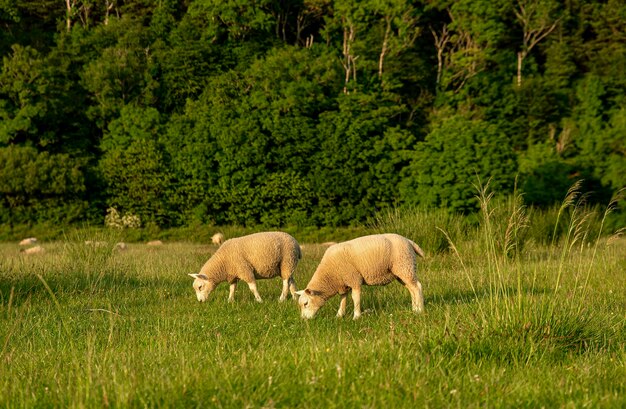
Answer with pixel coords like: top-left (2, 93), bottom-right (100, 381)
top-left (19, 237), bottom-right (37, 246)
top-left (189, 231), bottom-right (301, 303)
top-left (211, 232), bottom-right (225, 246)
top-left (297, 233), bottom-right (425, 319)
top-left (20, 245), bottom-right (45, 255)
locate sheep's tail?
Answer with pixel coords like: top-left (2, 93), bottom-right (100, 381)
top-left (296, 243), bottom-right (302, 260)
top-left (409, 240), bottom-right (426, 258)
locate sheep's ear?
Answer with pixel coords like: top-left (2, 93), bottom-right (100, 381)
top-left (295, 290), bottom-right (305, 297)
top-left (304, 289), bottom-right (312, 295)
top-left (188, 273), bottom-right (198, 279)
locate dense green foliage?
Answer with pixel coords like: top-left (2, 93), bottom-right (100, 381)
top-left (1, 0), bottom-right (625, 227)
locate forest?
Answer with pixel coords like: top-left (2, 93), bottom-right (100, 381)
top-left (1, 0), bottom-right (625, 229)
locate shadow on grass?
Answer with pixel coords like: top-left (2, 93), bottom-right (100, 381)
top-left (426, 285), bottom-right (552, 307)
top-left (0, 270), bottom-right (145, 308)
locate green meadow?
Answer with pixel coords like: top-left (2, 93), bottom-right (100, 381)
top-left (1, 193), bottom-right (625, 408)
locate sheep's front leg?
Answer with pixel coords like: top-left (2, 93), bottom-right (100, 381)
top-left (247, 281), bottom-right (263, 303)
top-left (279, 279), bottom-right (290, 302)
top-left (337, 293), bottom-right (348, 317)
top-left (228, 281), bottom-right (237, 303)
top-left (351, 288), bottom-right (362, 320)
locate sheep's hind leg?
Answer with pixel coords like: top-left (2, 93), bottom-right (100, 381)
top-left (288, 276), bottom-right (298, 300)
top-left (337, 293), bottom-right (347, 317)
top-left (228, 281), bottom-right (238, 303)
top-left (351, 287), bottom-right (362, 320)
top-left (247, 281), bottom-right (263, 303)
top-left (279, 279), bottom-right (290, 302)
top-left (407, 279), bottom-right (424, 313)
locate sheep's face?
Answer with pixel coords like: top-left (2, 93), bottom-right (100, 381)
top-left (188, 273), bottom-right (215, 302)
top-left (295, 289), bottom-right (325, 319)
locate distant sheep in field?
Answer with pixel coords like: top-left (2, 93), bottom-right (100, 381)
top-left (19, 238), bottom-right (37, 246)
top-left (115, 242), bottom-right (128, 251)
top-left (211, 232), bottom-right (225, 246)
top-left (189, 231), bottom-right (301, 303)
top-left (296, 233), bottom-right (425, 319)
top-left (20, 245), bottom-right (45, 255)
top-left (85, 240), bottom-right (107, 247)
top-left (147, 240), bottom-right (163, 246)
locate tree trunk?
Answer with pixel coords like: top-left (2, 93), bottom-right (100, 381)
top-left (517, 50), bottom-right (524, 87)
top-left (342, 22), bottom-right (357, 94)
top-left (65, 0), bottom-right (72, 31)
top-left (378, 16), bottom-right (391, 80)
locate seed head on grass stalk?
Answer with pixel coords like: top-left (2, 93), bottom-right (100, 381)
top-left (503, 179), bottom-right (529, 260)
top-left (554, 182), bottom-right (592, 295)
top-left (551, 180), bottom-right (584, 248)
top-left (473, 176), bottom-right (507, 317)
top-left (436, 227), bottom-right (486, 323)
top-left (578, 188), bottom-right (626, 313)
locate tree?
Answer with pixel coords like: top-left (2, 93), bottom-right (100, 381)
top-left (401, 113), bottom-right (516, 213)
top-left (514, 0), bottom-right (561, 87)
top-left (99, 105), bottom-right (171, 225)
top-left (0, 145), bottom-right (87, 226)
top-left (311, 91), bottom-right (415, 225)
top-left (80, 18), bottom-right (154, 128)
top-left (0, 45), bottom-right (49, 146)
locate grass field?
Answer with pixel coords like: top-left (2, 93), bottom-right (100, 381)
top-left (1, 199), bottom-right (625, 407)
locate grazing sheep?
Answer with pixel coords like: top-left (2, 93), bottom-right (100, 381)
top-left (20, 245), bottom-right (45, 255)
top-left (115, 242), bottom-right (128, 251)
top-left (189, 231), bottom-right (301, 303)
top-left (85, 240), bottom-right (107, 247)
top-left (211, 232), bottom-right (225, 246)
top-left (19, 237), bottom-right (37, 246)
top-left (296, 233), bottom-right (425, 319)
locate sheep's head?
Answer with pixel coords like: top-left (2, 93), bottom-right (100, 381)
top-left (188, 273), bottom-right (215, 302)
top-left (295, 289), bottom-right (326, 319)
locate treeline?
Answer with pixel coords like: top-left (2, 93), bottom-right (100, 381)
top-left (1, 0), bottom-right (624, 228)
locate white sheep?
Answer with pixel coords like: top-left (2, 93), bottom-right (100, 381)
top-left (189, 231), bottom-right (301, 303)
top-left (211, 232), bottom-right (225, 246)
top-left (19, 237), bottom-right (37, 246)
top-left (296, 233), bottom-right (425, 319)
top-left (20, 245), bottom-right (45, 255)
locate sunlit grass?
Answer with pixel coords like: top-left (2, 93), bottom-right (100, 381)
top-left (0, 195), bottom-right (625, 407)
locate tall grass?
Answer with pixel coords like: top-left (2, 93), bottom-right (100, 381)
top-left (452, 180), bottom-right (620, 357)
top-left (369, 205), bottom-right (470, 254)
top-left (0, 193), bottom-right (624, 407)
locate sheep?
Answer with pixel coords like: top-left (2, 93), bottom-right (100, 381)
top-left (189, 231), bottom-right (301, 303)
top-left (147, 240), bottom-right (163, 246)
top-left (85, 240), bottom-right (107, 247)
top-left (19, 237), bottom-right (37, 246)
top-left (20, 245), bottom-right (45, 255)
top-left (211, 232), bottom-right (225, 246)
top-left (296, 233), bottom-right (425, 319)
